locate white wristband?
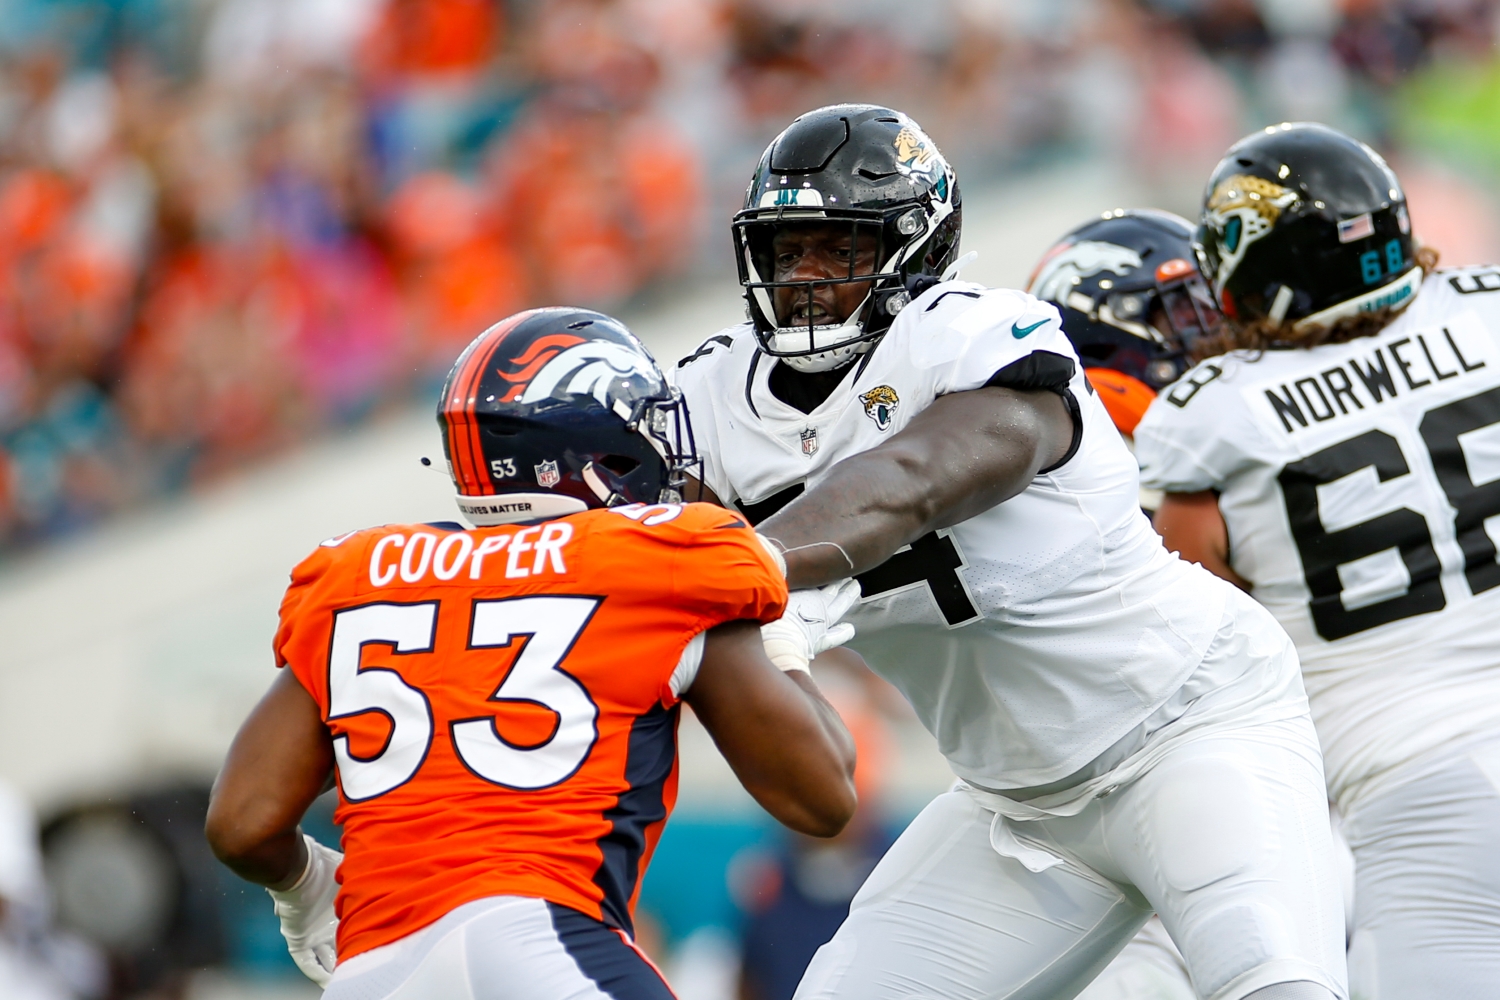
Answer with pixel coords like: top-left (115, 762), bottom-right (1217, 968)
top-left (761, 631), bottom-right (812, 673)
top-left (754, 532), bottom-right (788, 578)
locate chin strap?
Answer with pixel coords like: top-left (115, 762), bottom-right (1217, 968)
top-left (941, 250), bottom-right (978, 281)
top-left (581, 462), bottom-right (627, 506)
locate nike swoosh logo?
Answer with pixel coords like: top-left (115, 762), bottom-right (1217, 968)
top-left (1096, 382), bottom-right (1126, 394)
top-left (1012, 319), bottom-right (1047, 339)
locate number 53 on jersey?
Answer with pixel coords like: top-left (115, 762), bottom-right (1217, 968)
top-left (328, 596), bottom-right (602, 800)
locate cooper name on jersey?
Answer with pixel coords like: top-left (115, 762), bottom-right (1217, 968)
top-left (366, 523), bottom-right (574, 587)
top-left (1242, 313), bottom-right (1496, 439)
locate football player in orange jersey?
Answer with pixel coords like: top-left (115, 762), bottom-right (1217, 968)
top-left (205, 308), bottom-right (859, 1000)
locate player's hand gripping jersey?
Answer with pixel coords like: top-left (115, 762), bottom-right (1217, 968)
top-left (1136, 268), bottom-right (1500, 811)
top-left (273, 503), bottom-right (785, 962)
top-left (674, 282), bottom-right (1230, 790)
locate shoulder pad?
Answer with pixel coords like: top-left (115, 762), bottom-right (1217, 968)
top-left (677, 325), bottom-right (752, 369)
top-left (606, 501), bottom-right (748, 534)
top-left (1438, 265), bottom-right (1500, 298)
top-left (1159, 358), bottom-right (1230, 409)
top-left (909, 279), bottom-right (986, 315)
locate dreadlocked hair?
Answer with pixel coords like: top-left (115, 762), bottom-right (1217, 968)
top-left (1190, 243), bottom-right (1441, 362)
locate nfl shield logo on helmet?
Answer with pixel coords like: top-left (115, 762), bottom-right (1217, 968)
top-left (800, 427), bottom-right (819, 456)
top-left (534, 459), bottom-right (561, 488)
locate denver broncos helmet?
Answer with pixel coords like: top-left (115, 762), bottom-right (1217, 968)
top-left (1028, 209), bottom-right (1221, 434)
top-left (734, 104), bottom-right (963, 372)
top-left (1198, 122), bottom-right (1419, 329)
top-left (438, 308), bottom-right (699, 525)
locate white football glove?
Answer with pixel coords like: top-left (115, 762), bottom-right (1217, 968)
top-left (268, 833), bottom-right (341, 986)
top-left (761, 578), bottom-right (861, 673)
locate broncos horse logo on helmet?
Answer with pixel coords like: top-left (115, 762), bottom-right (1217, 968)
top-left (494, 333), bottom-right (587, 402)
top-left (517, 340), bottom-right (668, 415)
top-left (1029, 240), bottom-right (1145, 306)
top-left (439, 308), bottom-right (700, 525)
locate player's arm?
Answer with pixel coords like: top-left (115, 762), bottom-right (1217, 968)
top-left (758, 386), bottom-right (1073, 588)
top-left (1153, 490), bottom-right (1251, 591)
top-left (205, 669), bottom-right (333, 887)
top-left (685, 620), bottom-right (857, 837)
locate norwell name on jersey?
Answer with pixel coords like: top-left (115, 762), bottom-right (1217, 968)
top-left (1232, 319), bottom-right (1491, 436)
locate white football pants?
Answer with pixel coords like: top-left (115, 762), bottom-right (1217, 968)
top-left (320, 895), bottom-right (674, 1000)
top-left (793, 714), bottom-right (1348, 1000)
top-left (1074, 917), bottom-right (1196, 1000)
top-left (1079, 806), bottom-right (1357, 1000)
top-left (1344, 738), bottom-right (1500, 999)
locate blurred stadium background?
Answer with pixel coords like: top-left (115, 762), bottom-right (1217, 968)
top-left (0, 0), bottom-right (1498, 997)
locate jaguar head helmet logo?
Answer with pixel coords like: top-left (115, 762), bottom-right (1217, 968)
top-left (1203, 174), bottom-right (1300, 290)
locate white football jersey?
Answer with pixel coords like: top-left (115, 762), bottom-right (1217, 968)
top-left (1136, 267), bottom-right (1500, 811)
top-left (673, 281), bottom-right (1229, 789)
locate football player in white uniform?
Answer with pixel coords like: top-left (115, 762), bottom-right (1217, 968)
top-left (673, 104), bottom-right (1349, 1000)
top-left (1030, 209), bottom-right (1359, 1000)
top-left (1137, 122), bottom-right (1500, 999)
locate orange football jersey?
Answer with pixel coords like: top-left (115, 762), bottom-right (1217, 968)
top-left (273, 502), bottom-right (786, 960)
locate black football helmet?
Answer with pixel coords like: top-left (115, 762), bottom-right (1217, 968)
top-left (1197, 122), bottom-right (1420, 329)
top-left (733, 104), bottom-right (963, 372)
top-left (1028, 209), bottom-right (1222, 392)
top-left (437, 308), bottom-right (699, 525)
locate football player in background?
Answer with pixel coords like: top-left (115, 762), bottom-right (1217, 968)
top-left (1028, 210), bottom-right (1218, 1000)
top-left (1137, 123), bottom-right (1500, 998)
top-left (673, 104), bottom-right (1347, 1000)
top-left (1027, 209), bottom-right (1220, 443)
top-left (1033, 211), bottom-right (1362, 1000)
top-left (1026, 208), bottom-right (1222, 514)
top-left (205, 308), bottom-right (860, 999)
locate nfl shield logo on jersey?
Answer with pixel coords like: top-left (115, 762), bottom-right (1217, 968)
top-left (800, 427), bottom-right (819, 456)
top-left (860, 386), bottom-right (899, 431)
top-left (535, 459), bottom-right (561, 488)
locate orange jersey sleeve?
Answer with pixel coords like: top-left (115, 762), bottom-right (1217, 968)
top-left (272, 504), bottom-right (785, 961)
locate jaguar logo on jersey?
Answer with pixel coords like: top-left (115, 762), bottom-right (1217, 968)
top-left (860, 385), bottom-right (899, 431)
top-left (1028, 240), bottom-right (1142, 305)
top-left (1203, 174), bottom-right (1299, 289)
top-left (534, 459), bottom-right (561, 488)
top-left (800, 427), bottom-right (819, 456)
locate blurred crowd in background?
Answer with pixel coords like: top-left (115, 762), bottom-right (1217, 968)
top-left (2, 2), bottom-right (1500, 998)
top-left (0, 0), bottom-right (1498, 553)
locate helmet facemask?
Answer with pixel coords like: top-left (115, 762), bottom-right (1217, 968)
top-left (582, 388), bottom-right (703, 506)
top-left (735, 208), bottom-right (956, 372)
top-left (1154, 258), bottom-right (1224, 363)
top-left (733, 105), bottom-right (962, 374)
